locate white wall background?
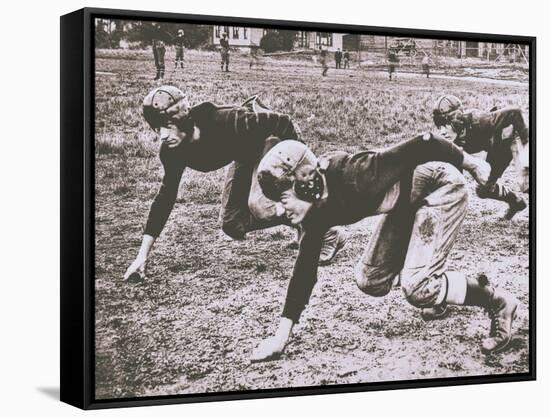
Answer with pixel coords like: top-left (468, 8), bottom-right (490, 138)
top-left (0, 0), bottom-right (546, 416)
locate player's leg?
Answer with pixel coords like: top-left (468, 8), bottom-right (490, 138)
top-left (400, 162), bottom-right (468, 314)
top-left (158, 48), bottom-right (165, 80)
top-left (220, 135), bottom-right (300, 239)
top-left (175, 48), bottom-right (182, 68)
top-left (400, 162), bottom-right (518, 354)
top-left (219, 160), bottom-right (260, 240)
top-left (355, 207), bottom-right (415, 297)
top-left (153, 46), bottom-right (160, 80)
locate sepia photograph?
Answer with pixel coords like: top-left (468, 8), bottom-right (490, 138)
top-left (92, 15), bottom-right (531, 401)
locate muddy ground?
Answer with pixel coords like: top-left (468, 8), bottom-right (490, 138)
top-left (94, 49), bottom-right (530, 399)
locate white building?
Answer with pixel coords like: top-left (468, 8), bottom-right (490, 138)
top-left (212, 25), bottom-right (264, 47)
top-left (295, 31), bottom-right (344, 52)
top-left (211, 26), bottom-right (344, 52)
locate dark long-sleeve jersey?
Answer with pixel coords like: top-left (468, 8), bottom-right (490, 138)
top-left (220, 38), bottom-right (230, 50)
top-left (452, 107), bottom-right (529, 153)
top-left (281, 134), bottom-right (465, 323)
top-left (175, 35), bottom-right (185, 49)
top-left (144, 102), bottom-right (301, 238)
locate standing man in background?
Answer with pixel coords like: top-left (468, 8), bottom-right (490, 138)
top-left (220, 32), bottom-right (230, 72)
top-left (343, 50), bottom-right (350, 69)
top-left (387, 48), bottom-right (399, 81)
top-left (320, 46), bottom-right (328, 76)
top-left (174, 29), bottom-right (185, 69)
top-left (421, 54), bottom-right (430, 78)
top-left (335, 48), bottom-right (343, 69)
top-left (149, 22), bottom-right (167, 81)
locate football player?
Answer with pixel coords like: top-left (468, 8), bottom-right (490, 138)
top-left (123, 86), bottom-right (346, 282)
top-left (432, 94), bottom-right (529, 219)
top-left (250, 134), bottom-right (519, 362)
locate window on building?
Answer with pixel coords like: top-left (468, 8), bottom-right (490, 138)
top-left (233, 27), bottom-right (239, 39)
top-left (215, 26), bottom-right (220, 38)
top-left (243, 28), bottom-right (248, 39)
top-left (297, 31), bottom-right (308, 47)
top-left (317, 32), bottom-right (333, 47)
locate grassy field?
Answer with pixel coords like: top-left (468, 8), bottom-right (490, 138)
top-left (94, 49), bottom-right (530, 399)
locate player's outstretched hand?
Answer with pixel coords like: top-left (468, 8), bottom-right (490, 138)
top-left (250, 317), bottom-right (293, 363)
top-left (462, 152), bottom-right (491, 186)
top-left (250, 335), bottom-right (288, 362)
top-left (123, 255), bottom-right (147, 283)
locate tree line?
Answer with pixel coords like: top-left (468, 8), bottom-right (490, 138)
top-left (95, 19), bottom-right (298, 53)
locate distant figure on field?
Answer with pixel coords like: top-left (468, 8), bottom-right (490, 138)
top-left (249, 45), bottom-right (261, 69)
top-left (150, 23), bottom-right (167, 81)
top-left (335, 48), bottom-right (342, 69)
top-left (343, 50), bottom-right (350, 69)
top-left (220, 32), bottom-right (230, 72)
top-left (319, 46), bottom-right (328, 76)
top-left (387, 48), bottom-right (399, 81)
top-left (174, 29), bottom-right (185, 69)
top-left (422, 55), bottom-right (430, 78)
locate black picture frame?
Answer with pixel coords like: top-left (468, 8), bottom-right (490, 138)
top-left (61, 7), bottom-right (536, 410)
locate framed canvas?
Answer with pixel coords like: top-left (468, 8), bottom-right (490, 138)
top-left (60, 7), bottom-right (536, 410)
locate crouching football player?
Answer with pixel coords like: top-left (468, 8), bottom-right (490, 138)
top-left (432, 94), bottom-right (529, 219)
top-left (250, 133), bottom-right (519, 362)
top-left (124, 86), bottom-right (346, 282)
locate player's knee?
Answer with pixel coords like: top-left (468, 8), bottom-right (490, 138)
top-left (401, 272), bottom-right (441, 308)
top-left (401, 281), bottom-right (424, 308)
top-left (354, 262), bottom-right (393, 297)
top-left (441, 164), bottom-right (467, 188)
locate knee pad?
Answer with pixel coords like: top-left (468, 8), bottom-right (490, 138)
top-left (354, 262), bottom-right (393, 297)
top-left (443, 164), bottom-right (467, 185)
top-left (401, 272), bottom-right (444, 308)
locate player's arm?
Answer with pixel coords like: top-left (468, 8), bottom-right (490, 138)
top-left (494, 108), bottom-right (529, 145)
top-left (251, 226), bottom-right (325, 362)
top-left (124, 159), bottom-right (185, 281)
top-left (376, 132), bottom-right (490, 186)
